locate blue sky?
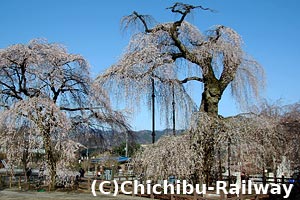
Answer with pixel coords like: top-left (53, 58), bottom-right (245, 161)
top-left (1, 0), bottom-right (300, 130)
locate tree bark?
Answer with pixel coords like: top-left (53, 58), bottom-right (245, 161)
top-left (200, 82), bottom-right (222, 116)
top-left (202, 132), bottom-right (215, 185)
top-left (199, 61), bottom-right (223, 117)
top-left (198, 59), bottom-right (223, 184)
top-left (22, 146), bottom-right (29, 183)
top-left (43, 130), bottom-right (57, 190)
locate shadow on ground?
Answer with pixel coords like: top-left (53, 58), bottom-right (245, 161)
top-left (0, 189), bottom-right (147, 200)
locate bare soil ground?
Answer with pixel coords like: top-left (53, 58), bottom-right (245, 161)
top-left (0, 189), bottom-right (147, 200)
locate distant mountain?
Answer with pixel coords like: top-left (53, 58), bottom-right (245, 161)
top-left (73, 128), bottom-right (185, 151)
top-left (133, 129), bottom-right (184, 144)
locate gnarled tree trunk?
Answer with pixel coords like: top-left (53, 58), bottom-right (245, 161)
top-left (198, 60), bottom-right (224, 184)
top-left (199, 58), bottom-right (224, 117)
top-left (42, 128), bottom-right (58, 190)
top-left (200, 79), bottom-right (222, 116)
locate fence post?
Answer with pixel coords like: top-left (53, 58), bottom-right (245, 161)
top-left (18, 176), bottom-right (21, 189)
top-left (110, 180), bottom-right (114, 193)
top-left (112, 166), bottom-right (115, 180)
top-left (131, 180), bottom-right (135, 197)
top-left (281, 175), bottom-right (285, 184)
top-left (262, 170), bottom-right (266, 185)
top-left (150, 181), bottom-right (154, 199)
top-left (9, 175), bottom-right (12, 188)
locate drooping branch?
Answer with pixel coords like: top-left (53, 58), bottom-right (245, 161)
top-left (0, 39), bottom-right (131, 188)
top-left (102, 2), bottom-right (265, 127)
top-left (121, 11), bottom-right (156, 34)
top-left (132, 11), bottom-right (151, 33)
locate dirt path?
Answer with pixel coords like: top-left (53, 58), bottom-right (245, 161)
top-left (0, 189), bottom-right (147, 200)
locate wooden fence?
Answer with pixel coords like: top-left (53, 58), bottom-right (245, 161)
top-left (0, 173), bottom-right (40, 190)
top-left (0, 173), bottom-right (75, 191)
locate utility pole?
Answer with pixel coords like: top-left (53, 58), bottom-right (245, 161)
top-left (125, 131), bottom-right (128, 157)
top-left (172, 84), bottom-right (176, 136)
top-left (228, 137), bottom-right (231, 184)
top-left (151, 77), bottom-right (155, 144)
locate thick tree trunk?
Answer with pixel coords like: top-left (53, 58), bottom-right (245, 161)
top-left (202, 132), bottom-right (215, 185)
top-left (43, 131), bottom-right (57, 190)
top-left (198, 61), bottom-right (224, 185)
top-left (200, 77), bottom-right (222, 117)
top-left (22, 148), bottom-right (29, 182)
top-left (198, 56), bottom-right (224, 117)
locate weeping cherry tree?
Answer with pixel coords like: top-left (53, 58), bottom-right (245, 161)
top-left (98, 2), bottom-right (265, 126)
top-left (98, 2), bottom-right (265, 184)
top-left (0, 39), bottom-right (128, 188)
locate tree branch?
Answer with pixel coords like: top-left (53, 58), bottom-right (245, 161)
top-left (167, 3), bottom-right (215, 25)
top-left (171, 53), bottom-right (184, 60)
top-left (59, 106), bottom-right (103, 112)
top-left (180, 76), bottom-right (203, 84)
top-left (132, 11), bottom-right (150, 33)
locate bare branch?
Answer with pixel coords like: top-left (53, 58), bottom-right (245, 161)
top-left (59, 106), bottom-right (103, 111)
top-left (180, 76), bottom-right (203, 84)
top-left (121, 11), bottom-right (155, 34)
top-left (0, 39), bottom-right (130, 187)
top-left (167, 2), bottom-right (215, 25)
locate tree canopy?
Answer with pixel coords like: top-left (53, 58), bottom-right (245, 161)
top-left (0, 39), bottom-right (129, 188)
top-left (98, 2), bottom-right (265, 130)
top-left (98, 2), bottom-right (267, 185)
top-left (132, 100), bottom-right (300, 184)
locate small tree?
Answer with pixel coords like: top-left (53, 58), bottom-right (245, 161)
top-left (252, 101), bottom-right (300, 173)
top-left (0, 39), bottom-right (128, 188)
top-left (281, 103), bottom-right (300, 169)
top-left (133, 111), bottom-right (282, 184)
